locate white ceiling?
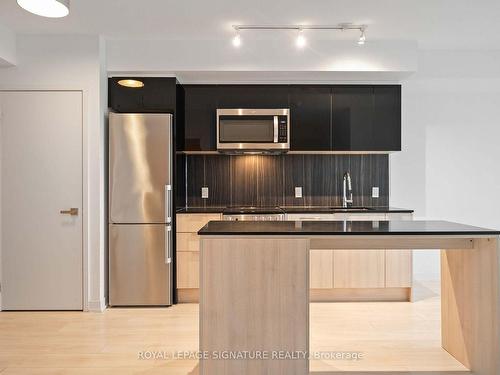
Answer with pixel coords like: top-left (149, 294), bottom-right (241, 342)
top-left (0, 0), bottom-right (499, 49)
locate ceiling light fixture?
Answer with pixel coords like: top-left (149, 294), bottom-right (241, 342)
top-left (232, 28), bottom-right (242, 47)
top-left (358, 28), bottom-right (366, 45)
top-left (118, 79), bottom-right (145, 88)
top-left (296, 29), bottom-right (306, 48)
top-left (17, 0), bottom-right (70, 18)
top-left (232, 24), bottom-right (367, 47)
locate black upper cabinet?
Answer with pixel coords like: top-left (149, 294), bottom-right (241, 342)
top-left (183, 85), bottom-right (218, 151)
top-left (332, 86), bottom-right (374, 151)
top-left (108, 77), bottom-right (177, 113)
top-left (372, 86), bottom-right (401, 151)
top-left (217, 85), bottom-right (289, 109)
top-left (331, 85), bottom-right (401, 151)
top-left (289, 86), bottom-right (332, 151)
top-left (181, 84), bottom-right (401, 152)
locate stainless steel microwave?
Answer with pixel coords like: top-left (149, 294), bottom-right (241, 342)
top-left (216, 109), bottom-right (290, 153)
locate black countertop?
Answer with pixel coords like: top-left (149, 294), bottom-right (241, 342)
top-left (198, 220), bottom-right (500, 236)
top-left (280, 206), bottom-right (413, 214)
top-left (176, 207), bottom-right (226, 214)
top-left (177, 206), bottom-right (414, 214)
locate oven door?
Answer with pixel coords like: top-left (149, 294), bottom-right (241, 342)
top-left (217, 109), bottom-right (289, 151)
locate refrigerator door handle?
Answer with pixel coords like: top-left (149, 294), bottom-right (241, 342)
top-left (165, 225), bottom-right (172, 264)
top-left (165, 184), bottom-right (172, 223)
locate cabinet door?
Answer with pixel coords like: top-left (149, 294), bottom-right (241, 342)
top-left (372, 86), bottom-right (401, 151)
top-left (385, 250), bottom-right (412, 287)
top-left (309, 250), bottom-right (334, 288)
top-left (217, 85), bottom-right (289, 108)
top-left (177, 251), bottom-right (199, 288)
top-left (108, 77), bottom-right (177, 113)
top-left (385, 212), bottom-right (412, 287)
top-left (333, 250), bottom-right (385, 288)
top-left (176, 213), bottom-right (221, 232)
top-left (289, 86), bottom-right (332, 151)
top-left (184, 85), bottom-right (218, 151)
top-left (332, 86), bottom-right (374, 151)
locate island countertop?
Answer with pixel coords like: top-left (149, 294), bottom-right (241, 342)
top-left (198, 220), bottom-right (500, 236)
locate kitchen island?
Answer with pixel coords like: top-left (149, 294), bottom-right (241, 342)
top-left (198, 220), bottom-right (500, 375)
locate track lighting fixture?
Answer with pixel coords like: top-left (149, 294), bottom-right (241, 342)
top-left (232, 24), bottom-right (367, 48)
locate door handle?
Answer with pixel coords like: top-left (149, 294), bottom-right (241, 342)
top-left (60, 208), bottom-right (78, 216)
top-left (165, 184), bottom-right (172, 223)
top-left (165, 225), bottom-right (172, 264)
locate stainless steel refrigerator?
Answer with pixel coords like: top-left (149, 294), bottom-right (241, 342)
top-left (109, 112), bottom-right (173, 306)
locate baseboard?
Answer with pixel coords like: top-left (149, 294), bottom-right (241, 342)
top-left (310, 287), bottom-right (411, 302)
top-left (178, 288), bottom-right (410, 304)
top-left (177, 288), bottom-right (199, 303)
top-left (87, 298), bottom-right (107, 312)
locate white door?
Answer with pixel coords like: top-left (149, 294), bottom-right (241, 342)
top-left (0, 91), bottom-right (83, 310)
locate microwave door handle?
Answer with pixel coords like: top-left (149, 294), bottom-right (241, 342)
top-left (273, 116), bottom-right (278, 143)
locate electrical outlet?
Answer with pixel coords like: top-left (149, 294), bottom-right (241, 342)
top-left (201, 187), bottom-right (209, 199)
top-left (372, 187), bottom-right (379, 198)
top-left (295, 186), bottom-right (303, 198)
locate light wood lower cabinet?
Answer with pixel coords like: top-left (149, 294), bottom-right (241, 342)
top-left (176, 213), bottom-right (221, 303)
top-left (177, 212), bottom-right (413, 303)
top-left (288, 212), bottom-right (414, 302)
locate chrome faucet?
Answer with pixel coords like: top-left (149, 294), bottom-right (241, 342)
top-left (342, 172), bottom-right (353, 208)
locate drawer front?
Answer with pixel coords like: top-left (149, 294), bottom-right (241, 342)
top-left (177, 232), bottom-right (200, 252)
top-left (286, 213), bottom-right (335, 221)
top-left (286, 213), bottom-right (387, 221)
top-left (331, 213), bottom-right (387, 221)
top-left (386, 213), bottom-right (413, 221)
top-left (177, 213), bottom-right (221, 232)
top-left (177, 251), bottom-right (199, 288)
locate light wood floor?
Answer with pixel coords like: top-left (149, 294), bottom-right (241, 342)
top-left (0, 282), bottom-right (469, 375)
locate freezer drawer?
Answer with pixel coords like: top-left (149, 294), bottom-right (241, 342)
top-left (109, 224), bottom-right (172, 306)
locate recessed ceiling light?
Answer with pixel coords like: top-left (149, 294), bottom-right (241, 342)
top-left (118, 79), bottom-right (145, 88)
top-left (17, 0), bottom-right (70, 18)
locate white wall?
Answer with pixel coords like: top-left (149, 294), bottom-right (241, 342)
top-left (391, 49), bottom-right (500, 281)
top-left (0, 22), bottom-right (16, 66)
top-left (0, 35), bottom-right (107, 311)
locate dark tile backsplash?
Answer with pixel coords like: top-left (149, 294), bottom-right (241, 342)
top-left (182, 154), bottom-right (389, 208)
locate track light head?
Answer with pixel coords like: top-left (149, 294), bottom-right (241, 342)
top-left (296, 29), bottom-right (306, 48)
top-left (232, 29), bottom-right (242, 47)
top-left (358, 28), bottom-right (366, 45)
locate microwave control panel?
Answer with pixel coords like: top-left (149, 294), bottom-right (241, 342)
top-left (278, 115), bottom-right (288, 143)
